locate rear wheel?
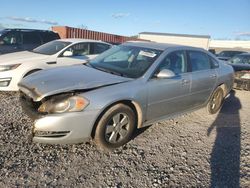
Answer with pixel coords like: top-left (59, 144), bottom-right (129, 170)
top-left (94, 104), bottom-right (136, 150)
top-left (207, 87), bottom-right (224, 114)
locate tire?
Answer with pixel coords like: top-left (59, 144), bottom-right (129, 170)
top-left (207, 87), bottom-right (224, 114)
top-left (94, 104), bottom-right (136, 150)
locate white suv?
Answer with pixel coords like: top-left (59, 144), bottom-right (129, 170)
top-left (0, 39), bottom-right (111, 91)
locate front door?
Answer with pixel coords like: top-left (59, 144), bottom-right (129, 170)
top-left (56, 42), bottom-right (90, 65)
top-left (146, 50), bottom-right (192, 121)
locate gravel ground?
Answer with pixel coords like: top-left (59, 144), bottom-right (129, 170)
top-left (0, 90), bottom-right (249, 187)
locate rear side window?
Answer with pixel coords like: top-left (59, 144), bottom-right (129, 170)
top-left (92, 43), bottom-right (111, 54)
top-left (39, 32), bottom-right (59, 43)
top-left (188, 51), bottom-right (211, 72)
top-left (22, 32), bottom-right (41, 44)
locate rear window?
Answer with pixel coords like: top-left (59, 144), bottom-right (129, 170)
top-left (188, 51), bottom-right (211, 72)
top-left (92, 43), bottom-right (111, 54)
top-left (218, 51), bottom-right (245, 58)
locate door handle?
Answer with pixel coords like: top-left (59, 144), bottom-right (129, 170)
top-left (182, 79), bottom-right (190, 85)
top-left (210, 74), bottom-right (217, 78)
top-left (46, 61), bottom-right (57, 65)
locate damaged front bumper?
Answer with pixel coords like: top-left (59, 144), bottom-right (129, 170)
top-left (32, 111), bottom-right (98, 144)
top-left (19, 92), bottom-right (100, 144)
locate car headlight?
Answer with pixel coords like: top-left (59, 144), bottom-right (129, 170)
top-left (0, 64), bottom-right (21, 72)
top-left (38, 95), bottom-right (89, 114)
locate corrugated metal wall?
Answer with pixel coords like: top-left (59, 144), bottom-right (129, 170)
top-left (52, 26), bottom-right (144, 44)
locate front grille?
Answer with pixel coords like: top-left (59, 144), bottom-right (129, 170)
top-left (34, 131), bottom-right (70, 138)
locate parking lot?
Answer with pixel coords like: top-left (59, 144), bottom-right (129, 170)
top-left (0, 89), bottom-right (249, 187)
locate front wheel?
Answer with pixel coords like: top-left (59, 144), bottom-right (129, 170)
top-left (94, 104), bottom-right (136, 150)
top-left (207, 87), bottom-right (224, 114)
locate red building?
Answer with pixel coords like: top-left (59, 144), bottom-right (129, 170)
top-left (52, 26), bottom-right (144, 44)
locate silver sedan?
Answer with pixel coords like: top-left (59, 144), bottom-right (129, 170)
top-left (18, 42), bottom-right (234, 150)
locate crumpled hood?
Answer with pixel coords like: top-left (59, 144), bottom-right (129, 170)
top-left (0, 51), bottom-right (49, 65)
top-left (18, 65), bottom-right (132, 101)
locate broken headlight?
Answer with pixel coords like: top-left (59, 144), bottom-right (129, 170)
top-left (38, 95), bottom-right (89, 114)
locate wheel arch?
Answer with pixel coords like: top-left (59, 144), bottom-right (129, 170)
top-left (91, 99), bottom-right (143, 138)
top-left (217, 83), bottom-right (228, 97)
top-left (23, 68), bottom-right (42, 78)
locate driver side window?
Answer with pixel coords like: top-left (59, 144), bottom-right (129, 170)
top-left (66, 43), bottom-right (90, 56)
top-left (156, 50), bottom-right (187, 75)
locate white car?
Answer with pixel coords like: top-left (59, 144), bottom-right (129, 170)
top-left (0, 39), bottom-right (111, 91)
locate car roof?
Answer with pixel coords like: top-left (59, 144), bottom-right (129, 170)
top-left (237, 52), bottom-right (250, 56)
top-left (123, 41), bottom-right (201, 51)
top-left (57, 38), bottom-right (111, 45)
top-left (220, 50), bottom-right (246, 53)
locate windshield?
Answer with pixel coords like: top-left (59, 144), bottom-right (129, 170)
top-left (88, 45), bottom-right (162, 78)
top-left (229, 55), bottom-right (250, 64)
top-left (32, 40), bottom-right (71, 55)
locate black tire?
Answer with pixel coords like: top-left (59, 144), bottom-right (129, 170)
top-left (94, 104), bottom-right (136, 150)
top-left (207, 87), bottom-right (224, 114)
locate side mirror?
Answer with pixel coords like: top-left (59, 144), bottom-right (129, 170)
top-left (63, 50), bottom-right (73, 57)
top-left (0, 40), bottom-right (4, 45)
top-left (156, 69), bottom-right (175, 79)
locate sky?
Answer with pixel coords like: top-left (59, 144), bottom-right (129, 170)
top-left (0, 0), bottom-right (250, 40)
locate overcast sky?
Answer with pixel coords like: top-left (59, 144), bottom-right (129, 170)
top-left (0, 0), bottom-right (250, 39)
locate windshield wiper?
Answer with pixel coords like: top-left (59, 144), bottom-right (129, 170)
top-left (96, 67), bottom-right (121, 76)
top-left (86, 64), bottom-right (128, 77)
top-left (84, 60), bottom-right (91, 66)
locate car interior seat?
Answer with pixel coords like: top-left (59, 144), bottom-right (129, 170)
top-left (169, 54), bottom-right (183, 74)
top-left (191, 58), bottom-right (198, 71)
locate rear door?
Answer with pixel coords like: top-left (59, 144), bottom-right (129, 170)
top-left (146, 50), bottom-right (192, 120)
top-left (187, 50), bottom-right (217, 107)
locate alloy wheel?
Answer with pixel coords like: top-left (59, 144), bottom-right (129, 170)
top-left (105, 113), bottom-right (130, 143)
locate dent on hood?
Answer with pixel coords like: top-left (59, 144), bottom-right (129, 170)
top-left (18, 65), bottom-right (132, 101)
top-left (19, 81), bottom-right (128, 102)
